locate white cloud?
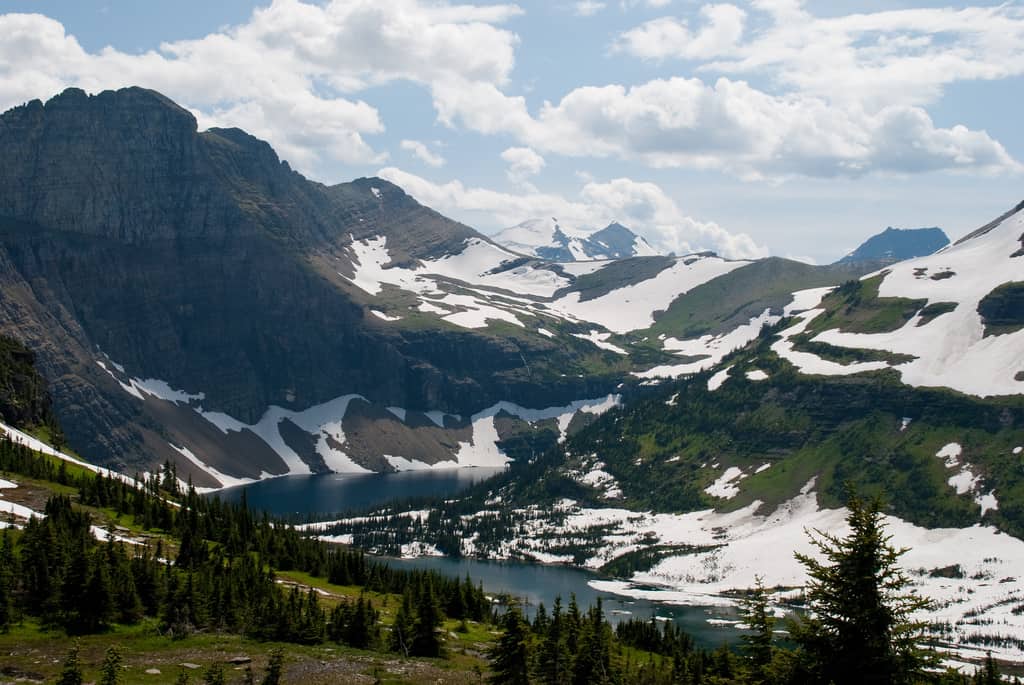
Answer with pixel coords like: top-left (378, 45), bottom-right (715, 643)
top-left (400, 139), bottom-right (446, 167)
top-left (622, 3), bottom-right (1024, 110)
top-left (432, 74), bottom-right (1019, 180)
top-left (501, 146), bottom-right (546, 185)
top-left (574, 1), bottom-right (607, 16)
top-left (377, 166), bottom-right (767, 259)
top-left (1, 0), bottom-right (1020, 184)
top-left (0, 1), bottom-right (522, 175)
top-left (614, 5), bottom-right (746, 60)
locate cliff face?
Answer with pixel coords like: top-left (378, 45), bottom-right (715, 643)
top-left (0, 87), bottom-right (612, 476)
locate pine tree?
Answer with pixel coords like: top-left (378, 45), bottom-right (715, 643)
top-left (537, 597), bottom-right (571, 685)
top-left (411, 578), bottom-right (444, 657)
top-left (55, 643), bottom-right (83, 685)
top-left (488, 605), bottom-right (531, 685)
top-left (738, 576), bottom-right (774, 681)
top-left (262, 648), bottom-right (284, 685)
top-left (974, 652), bottom-right (1001, 685)
top-left (202, 663), bottom-right (224, 685)
top-left (790, 492), bottom-right (934, 685)
top-left (99, 646), bottom-right (121, 685)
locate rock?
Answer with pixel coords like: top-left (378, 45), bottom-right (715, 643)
top-left (0, 85), bottom-right (618, 477)
top-left (180, 663), bottom-right (201, 670)
top-left (145, 668), bottom-right (161, 675)
top-left (227, 656), bottom-right (251, 665)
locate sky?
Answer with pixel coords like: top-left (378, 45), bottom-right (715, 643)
top-left (1, 0), bottom-right (1023, 262)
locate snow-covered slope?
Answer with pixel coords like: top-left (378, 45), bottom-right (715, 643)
top-left (493, 218), bottom-right (659, 261)
top-left (338, 227), bottom-right (742, 336)
top-left (774, 203), bottom-right (1024, 397)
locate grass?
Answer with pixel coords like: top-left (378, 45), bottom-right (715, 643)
top-left (0, 619), bottom-right (489, 685)
top-left (804, 275), bottom-right (926, 335)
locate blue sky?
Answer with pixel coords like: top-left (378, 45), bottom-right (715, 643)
top-left (1, 0), bottom-right (1022, 262)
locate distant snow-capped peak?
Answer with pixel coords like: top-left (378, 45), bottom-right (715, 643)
top-left (492, 218), bottom-right (660, 261)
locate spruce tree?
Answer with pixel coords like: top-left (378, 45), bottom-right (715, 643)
top-left (55, 643), bottom-right (83, 685)
top-left (537, 597), bottom-right (571, 685)
top-left (738, 576), bottom-right (775, 681)
top-left (201, 664), bottom-right (224, 685)
top-left (790, 492), bottom-right (934, 685)
top-left (99, 646), bottom-right (121, 685)
top-left (413, 578), bottom-right (444, 657)
top-left (262, 648), bottom-right (284, 685)
top-left (488, 605), bottom-right (531, 685)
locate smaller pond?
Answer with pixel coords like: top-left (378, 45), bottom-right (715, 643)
top-left (215, 467), bottom-right (505, 518)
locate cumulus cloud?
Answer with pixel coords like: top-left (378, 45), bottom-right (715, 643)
top-left (620, 3), bottom-right (1024, 110)
top-left (0, 1), bottom-right (522, 175)
top-left (432, 74), bottom-right (1019, 180)
top-left (378, 166), bottom-right (768, 259)
top-left (501, 146), bottom-right (546, 185)
top-left (614, 5), bottom-right (747, 60)
top-left (0, 0), bottom-right (1019, 183)
top-left (400, 139), bottom-right (445, 167)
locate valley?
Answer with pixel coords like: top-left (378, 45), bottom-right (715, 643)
top-left (0, 85), bottom-right (1021, 681)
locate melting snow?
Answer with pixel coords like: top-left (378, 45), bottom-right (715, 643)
top-left (810, 209), bottom-right (1024, 397)
top-left (704, 466), bottom-right (746, 499)
top-left (550, 255), bottom-right (747, 334)
top-left (370, 309), bottom-right (402, 322)
top-left (634, 309), bottom-right (774, 380)
top-left (573, 330), bottom-right (627, 354)
top-left (707, 365), bottom-right (733, 391)
top-left (746, 370), bottom-right (768, 381)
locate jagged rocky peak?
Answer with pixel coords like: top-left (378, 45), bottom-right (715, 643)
top-left (492, 217), bottom-right (659, 261)
top-left (837, 226), bottom-right (949, 264)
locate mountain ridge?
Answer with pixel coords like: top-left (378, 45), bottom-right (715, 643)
top-left (836, 226), bottom-right (949, 264)
top-left (493, 217), bottom-right (659, 261)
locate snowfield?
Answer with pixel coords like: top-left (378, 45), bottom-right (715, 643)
top-left (796, 208), bottom-right (1024, 397)
top-left (436, 482), bottom-right (1024, 664)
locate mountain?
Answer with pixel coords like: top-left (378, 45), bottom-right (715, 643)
top-left (493, 217), bottom-right (659, 261)
top-left (0, 87), bottom-right (883, 488)
top-left (321, 201), bottom-right (1024, 663)
top-left (837, 226), bottom-right (949, 264)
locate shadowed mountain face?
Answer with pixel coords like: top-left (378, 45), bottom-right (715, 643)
top-left (0, 87), bottom-right (617, 476)
top-left (837, 226), bottom-right (949, 264)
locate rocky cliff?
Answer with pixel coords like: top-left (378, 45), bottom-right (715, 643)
top-left (0, 88), bottom-right (619, 480)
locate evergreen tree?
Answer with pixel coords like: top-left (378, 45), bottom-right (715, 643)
top-left (537, 597), bottom-right (571, 685)
top-left (973, 652), bottom-right (1001, 685)
top-left (738, 576), bottom-right (774, 681)
top-left (488, 605), bottom-right (531, 685)
top-left (390, 589), bottom-right (416, 657)
top-left (262, 649), bottom-right (284, 685)
top-left (99, 646), bottom-right (121, 685)
top-left (790, 492), bottom-right (934, 685)
top-left (411, 578), bottom-right (444, 657)
top-left (55, 643), bottom-right (83, 685)
top-left (201, 664), bottom-right (224, 685)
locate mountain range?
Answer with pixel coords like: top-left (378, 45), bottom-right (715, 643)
top-left (0, 87), bottom-right (1020, 495)
top-left (492, 217), bottom-right (660, 261)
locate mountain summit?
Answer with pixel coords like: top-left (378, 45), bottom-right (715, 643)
top-left (836, 226), bottom-right (949, 264)
top-left (493, 217), bottom-right (659, 261)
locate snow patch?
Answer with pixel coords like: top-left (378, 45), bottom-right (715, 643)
top-left (707, 365), bottom-right (733, 391)
top-left (572, 330), bottom-right (627, 354)
top-left (704, 466), bottom-right (746, 499)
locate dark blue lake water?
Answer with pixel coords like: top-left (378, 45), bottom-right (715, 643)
top-left (216, 467), bottom-right (505, 518)
top-left (216, 470), bottom-right (743, 648)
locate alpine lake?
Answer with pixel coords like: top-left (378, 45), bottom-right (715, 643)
top-left (216, 468), bottom-right (745, 650)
